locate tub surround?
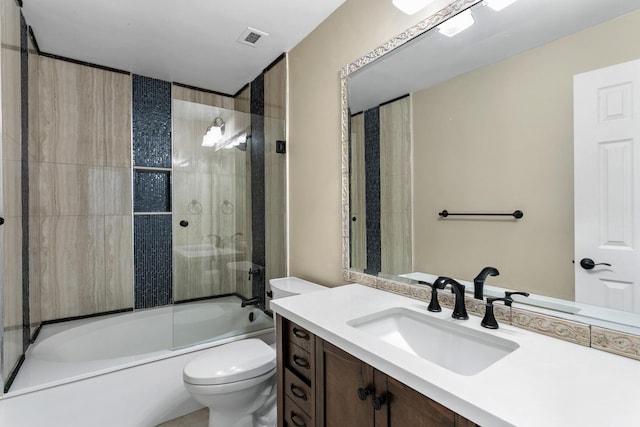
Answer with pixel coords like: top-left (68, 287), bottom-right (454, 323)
top-left (271, 284), bottom-right (640, 426)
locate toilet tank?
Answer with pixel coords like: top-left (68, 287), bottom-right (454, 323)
top-left (269, 277), bottom-right (326, 300)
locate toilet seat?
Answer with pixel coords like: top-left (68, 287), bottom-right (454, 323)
top-left (183, 339), bottom-right (275, 386)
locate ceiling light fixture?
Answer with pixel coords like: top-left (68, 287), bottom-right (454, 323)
top-left (392, 0), bottom-right (434, 15)
top-left (202, 117), bottom-right (225, 147)
top-left (484, 0), bottom-right (518, 11)
top-left (437, 9), bottom-right (475, 37)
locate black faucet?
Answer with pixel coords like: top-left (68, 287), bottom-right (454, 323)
top-left (418, 278), bottom-right (448, 312)
top-left (241, 296), bottom-right (261, 308)
top-left (473, 266), bottom-right (499, 300)
top-left (481, 297), bottom-right (510, 329)
top-left (434, 277), bottom-right (468, 320)
top-left (481, 291), bottom-right (530, 329)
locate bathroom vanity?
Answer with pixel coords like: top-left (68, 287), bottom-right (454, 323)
top-left (277, 316), bottom-right (476, 426)
top-left (272, 284), bottom-right (640, 427)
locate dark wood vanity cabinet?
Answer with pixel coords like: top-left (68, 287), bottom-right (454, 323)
top-left (277, 316), bottom-right (479, 427)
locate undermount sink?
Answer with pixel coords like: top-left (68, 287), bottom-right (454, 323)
top-left (347, 308), bottom-right (519, 376)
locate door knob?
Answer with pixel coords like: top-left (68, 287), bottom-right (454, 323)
top-left (579, 258), bottom-right (612, 270)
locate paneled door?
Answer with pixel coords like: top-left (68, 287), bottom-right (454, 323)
top-left (574, 59), bottom-right (640, 313)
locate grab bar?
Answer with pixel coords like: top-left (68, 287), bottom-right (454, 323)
top-left (438, 210), bottom-right (523, 219)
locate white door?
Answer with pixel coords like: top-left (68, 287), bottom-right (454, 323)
top-left (574, 59), bottom-right (640, 313)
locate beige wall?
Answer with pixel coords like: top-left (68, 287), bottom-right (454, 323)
top-left (288, 0), bottom-right (452, 286)
top-left (412, 9), bottom-right (640, 300)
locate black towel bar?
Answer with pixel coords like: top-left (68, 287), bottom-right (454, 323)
top-left (439, 210), bottom-right (523, 219)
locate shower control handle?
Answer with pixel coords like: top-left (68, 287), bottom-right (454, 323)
top-left (179, 220), bottom-right (188, 227)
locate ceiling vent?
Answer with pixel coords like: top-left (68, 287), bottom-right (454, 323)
top-left (238, 27), bottom-right (269, 47)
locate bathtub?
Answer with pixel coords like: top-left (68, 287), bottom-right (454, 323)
top-left (0, 296), bottom-right (274, 427)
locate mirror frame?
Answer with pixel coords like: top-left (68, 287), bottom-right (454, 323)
top-left (339, 0), bottom-right (640, 349)
top-left (340, 0), bottom-right (481, 281)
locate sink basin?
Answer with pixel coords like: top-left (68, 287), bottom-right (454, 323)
top-left (348, 308), bottom-right (519, 376)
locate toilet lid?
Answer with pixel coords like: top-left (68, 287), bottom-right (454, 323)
top-left (183, 339), bottom-right (276, 385)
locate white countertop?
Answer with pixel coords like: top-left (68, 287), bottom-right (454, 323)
top-left (271, 284), bottom-right (640, 427)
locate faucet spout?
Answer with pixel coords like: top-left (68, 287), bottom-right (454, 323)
top-left (473, 266), bottom-right (499, 300)
top-left (241, 297), bottom-right (261, 308)
top-left (435, 277), bottom-right (468, 320)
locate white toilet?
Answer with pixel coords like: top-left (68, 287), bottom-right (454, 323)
top-left (183, 277), bottom-right (325, 427)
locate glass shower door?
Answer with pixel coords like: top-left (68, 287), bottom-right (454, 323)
top-left (171, 99), bottom-right (281, 349)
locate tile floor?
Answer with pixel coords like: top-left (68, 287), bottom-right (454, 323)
top-left (158, 408), bottom-right (208, 427)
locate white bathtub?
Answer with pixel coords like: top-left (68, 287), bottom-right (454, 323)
top-left (0, 296), bottom-right (274, 427)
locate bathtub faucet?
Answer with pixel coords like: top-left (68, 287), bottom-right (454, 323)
top-left (241, 297), bottom-right (262, 308)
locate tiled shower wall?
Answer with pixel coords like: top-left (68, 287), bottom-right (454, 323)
top-left (34, 57), bottom-right (133, 320)
top-left (263, 59), bottom-right (287, 305)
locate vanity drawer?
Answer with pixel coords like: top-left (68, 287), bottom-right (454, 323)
top-left (285, 321), bottom-right (313, 352)
top-left (284, 367), bottom-right (312, 415)
top-left (286, 342), bottom-right (313, 382)
top-left (284, 395), bottom-right (313, 427)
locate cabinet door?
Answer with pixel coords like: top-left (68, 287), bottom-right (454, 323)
top-left (377, 374), bottom-right (457, 427)
top-left (316, 340), bottom-right (374, 427)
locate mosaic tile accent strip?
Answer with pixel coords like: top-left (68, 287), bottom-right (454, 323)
top-left (251, 75), bottom-right (266, 308)
top-left (591, 326), bottom-right (640, 361)
top-left (512, 308), bottom-right (591, 346)
top-left (132, 75), bottom-right (172, 168)
top-left (134, 215), bottom-right (172, 309)
top-left (134, 170), bottom-right (171, 212)
top-left (364, 107), bottom-right (381, 275)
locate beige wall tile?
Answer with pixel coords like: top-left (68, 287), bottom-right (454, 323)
top-left (104, 71), bottom-right (132, 167)
top-left (511, 308), bottom-right (591, 346)
top-left (234, 86), bottom-right (250, 114)
top-left (38, 57), bottom-right (106, 166)
top-left (29, 53), bottom-right (40, 162)
top-left (29, 216), bottom-right (42, 331)
top-left (264, 58), bottom-right (286, 120)
top-left (38, 163), bottom-right (104, 216)
top-left (1, 48), bottom-right (22, 161)
top-left (591, 327), bottom-right (640, 361)
top-left (40, 216), bottom-right (106, 320)
top-left (3, 217), bottom-right (23, 329)
top-left (103, 167), bottom-right (132, 215)
top-left (104, 215), bottom-right (133, 311)
top-left (172, 84), bottom-right (235, 110)
top-left (3, 160), bottom-right (22, 217)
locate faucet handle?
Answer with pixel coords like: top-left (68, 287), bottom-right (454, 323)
top-left (418, 281), bottom-right (442, 313)
top-left (504, 291), bottom-right (530, 306)
top-left (481, 297), bottom-right (511, 329)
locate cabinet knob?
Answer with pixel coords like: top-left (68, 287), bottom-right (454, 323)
top-left (292, 327), bottom-right (310, 340)
top-left (357, 386), bottom-right (371, 401)
top-left (290, 411), bottom-right (307, 427)
top-left (292, 354), bottom-right (310, 369)
top-left (290, 384), bottom-right (308, 401)
top-left (372, 394), bottom-right (387, 410)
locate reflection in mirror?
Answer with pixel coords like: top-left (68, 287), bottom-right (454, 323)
top-left (350, 96), bottom-right (412, 276)
top-left (345, 0), bottom-right (640, 331)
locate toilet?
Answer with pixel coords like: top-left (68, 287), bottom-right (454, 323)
top-left (183, 277), bottom-right (325, 427)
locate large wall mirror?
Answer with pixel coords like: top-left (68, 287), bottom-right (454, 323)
top-left (342, 0), bottom-right (640, 334)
